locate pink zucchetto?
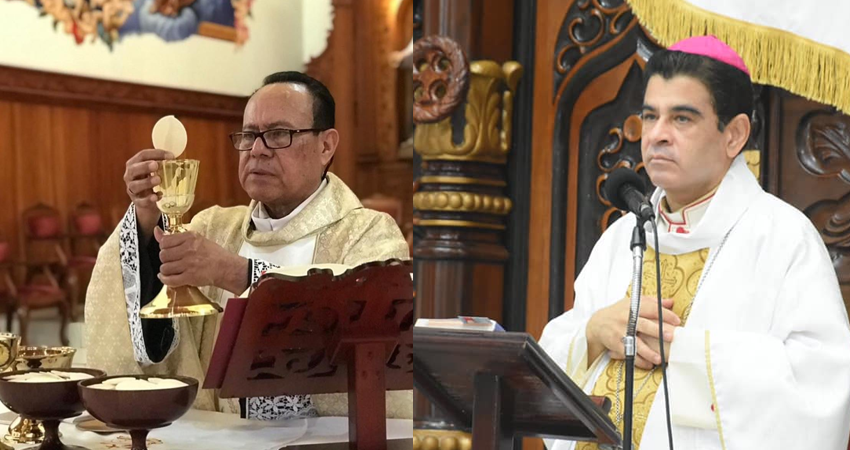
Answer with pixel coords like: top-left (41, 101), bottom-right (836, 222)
top-left (669, 35), bottom-right (750, 77)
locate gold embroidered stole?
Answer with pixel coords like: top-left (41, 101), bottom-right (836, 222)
top-left (577, 246), bottom-right (708, 450)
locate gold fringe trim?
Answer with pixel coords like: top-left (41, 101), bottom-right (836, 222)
top-left (626, 0), bottom-right (850, 115)
top-left (705, 330), bottom-right (727, 450)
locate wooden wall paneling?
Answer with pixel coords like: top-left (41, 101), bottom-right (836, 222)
top-left (355, 158), bottom-right (381, 198)
top-left (350, 0), bottom-right (411, 230)
top-left (353, 0), bottom-right (381, 166)
top-left (376, 3), bottom-right (402, 164)
top-left (0, 67), bottom-right (243, 122)
top-left (378, 160), bottom-right (414, 226)
top-left (48, 107), bottom-right (71, 221)
top-left (52, 107), bottom-right (94, 218)
top-left (525, 0), bottom-right (572, 340)
top-left (398, 0), bottom-right (414, 49)
top-left (0, 65), bottom-right (249, 287)
top-left (12, 103), bottom-right (56, 268)
top-left (87, 106), bottom-right (106, 224)
top-left (309, 0), bottom-right (414, 229)
top-left (93, 110), bottom-right (152, 227)
top-left (354, 0), bottom-right (404, 165)
top-left (323, 0), bottom-right (357, 188)
top-left (13, 103), bottom-right (58, 264)
top-left (14, 104), bottom-right (55, 213)
top-left (0, 102), bottom-right (15, 256)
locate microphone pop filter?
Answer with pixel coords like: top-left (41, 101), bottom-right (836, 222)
top-left (603, 168), bottom-right (646, 212)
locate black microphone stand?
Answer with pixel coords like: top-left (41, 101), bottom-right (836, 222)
top-left (622, 216), bottom-right (648, 450)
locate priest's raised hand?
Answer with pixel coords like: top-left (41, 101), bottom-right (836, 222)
top-left (123, 149), bottom-right (175, 243)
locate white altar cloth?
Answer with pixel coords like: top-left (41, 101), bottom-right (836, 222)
top-left (0, 405), bottom-right (413, 450)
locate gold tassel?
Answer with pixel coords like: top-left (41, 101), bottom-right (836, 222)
top-left (626, 0), bottom-right (850, 115)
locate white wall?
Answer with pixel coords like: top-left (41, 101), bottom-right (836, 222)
top-left (301, 0), bottom-right (333, 64)
top-left (0, 0), bottom-right (313, 96)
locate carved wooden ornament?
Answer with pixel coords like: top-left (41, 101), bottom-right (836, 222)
top-left (413, 35), bottom-right (470, 124)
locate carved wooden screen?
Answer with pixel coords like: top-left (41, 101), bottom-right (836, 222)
top-left (766, 90), bottom-right (850, 312)
top-left (546, 0), bottom-right (661, 318)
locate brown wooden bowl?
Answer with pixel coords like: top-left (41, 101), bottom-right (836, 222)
top-left (78, 375), bottom-right (198, 450)
top-left (5, 346), bottom-right (77, 445)
top-left (0, 368), bottom-right (106, 450)
top-left (0, 368), bottom-right (103, 420)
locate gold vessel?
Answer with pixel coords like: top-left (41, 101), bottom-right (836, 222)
top-left (0, 334), bottom-right (22, 449)
top-left (140, 159), bottom-right (222, 319)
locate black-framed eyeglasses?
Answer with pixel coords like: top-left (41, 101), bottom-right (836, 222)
top-left (229, 128), bottom-right (326, 151)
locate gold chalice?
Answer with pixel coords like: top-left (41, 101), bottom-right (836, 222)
top-left (0, 334), bottom-right (19, 371)
top-left (139, 159), bottom-right (222, 318)
top-left (4, 346), bottom-right (75, 446)
top-left (0, 333), bottom-right (21, 450)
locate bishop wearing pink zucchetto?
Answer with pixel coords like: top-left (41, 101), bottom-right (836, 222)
top-left (540, 35), bottom-right (850, 450)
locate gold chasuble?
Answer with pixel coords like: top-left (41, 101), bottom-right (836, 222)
top-left (578, 246), bottom-right (709, 450)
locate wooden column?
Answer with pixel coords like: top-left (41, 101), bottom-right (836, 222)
top-left (413, 2), bottom-right (523, 447)
top-left (412, 32), bottom-right (522, 418)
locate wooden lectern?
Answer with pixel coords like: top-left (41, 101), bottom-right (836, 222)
top-left (414, 327), bottom-right (621, 450)
top-left (204, 260), bottom-right (413, 450)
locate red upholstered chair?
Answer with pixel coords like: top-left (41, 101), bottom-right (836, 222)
top-left (70, 202), bottom-right (106, 243)
top-left (20, 204), bottom-right (76, 336)
top-left (0, 228), bottom-right (69, 345)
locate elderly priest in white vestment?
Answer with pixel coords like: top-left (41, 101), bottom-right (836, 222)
top-left (540, 36), bottom-right (850, 450)
top-left (84, 72), bottom-right (411, 421)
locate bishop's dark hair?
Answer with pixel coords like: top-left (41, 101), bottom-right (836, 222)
top-left (644, 50), bottom-right (753, 131)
